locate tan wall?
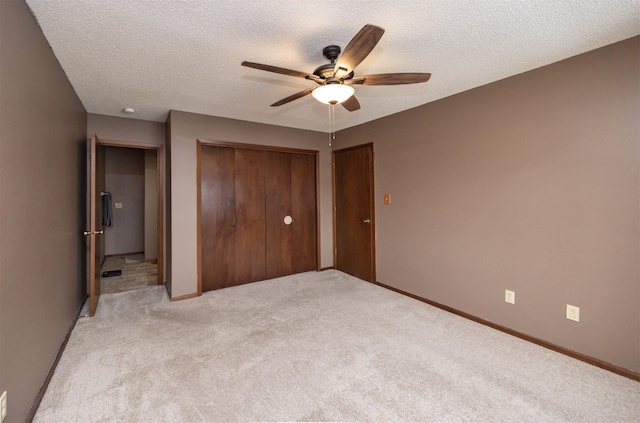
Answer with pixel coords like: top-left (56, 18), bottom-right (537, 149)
top-left (165, 115), bottom-right (173, 293)
top-left (145, 150), bottom-right (159, 260)
top-left (0, 1), bottom-right (87, 421)
top-left (167, 110), bottom-right (332, 298)
top-left (336, 37), bottom-right (640, 372)
top-left (104, 147), bottom-right (145, 255)
top-left (88, 114), bottom-right (165, 146)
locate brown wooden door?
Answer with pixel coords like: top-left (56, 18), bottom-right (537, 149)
top-left (265, 152), bottom-right (294, 279)
top-left (87, 134), bottom-right (105, 316)
top-left (200, 146), bottom-right (236, 291)
top-left (265, 152), bottom-right (317, 279)
top-left (200, 144), bottom-right (318, 292)
top-left (334, 144), bottom-right (375, 282)
top-left (290, 153), bottom-right (317, 274)
top-left (234, 149), bottom-right (267, 285)
top-left (200, 146), bottom-right (268, 289)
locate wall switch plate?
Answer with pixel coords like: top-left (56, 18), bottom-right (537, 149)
top-left (1, 390), bottom-right (7, 422)
top-left (566, 304), bottom-right (580, 322)
top-left (384, 194), bottom-right (391, 205)
top-left (505, 289), bottom-right (515, 304)
top-left (115, 202), bottom-right (123, 209)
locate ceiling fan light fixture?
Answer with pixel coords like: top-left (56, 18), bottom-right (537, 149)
top-left (312, 83), bottom-right (354, 105)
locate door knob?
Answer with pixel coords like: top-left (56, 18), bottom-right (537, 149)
top-left (359, 219), bottom-right (371, 224)
top-left (83, 230), bottom-right (104, 236)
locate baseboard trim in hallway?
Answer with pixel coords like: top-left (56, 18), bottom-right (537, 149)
top-left (26, 295), bottom-right (88, 422)
top-left (373, 281), bottom-right (640, 382)
top-left (171, 292), bottom-right (200, 301)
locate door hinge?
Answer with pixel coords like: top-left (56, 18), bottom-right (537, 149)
top-left (331, 162), bottom-right (335, 167)
top-left (334, 248), bottom-right (337, 255)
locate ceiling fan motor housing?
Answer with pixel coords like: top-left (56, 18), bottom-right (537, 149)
top-left (313, 45), bottom-right (342, 80)
top-left (314, 45), bottom-right (354, 81)
top-left (313, 63), bottom-right (335, 79)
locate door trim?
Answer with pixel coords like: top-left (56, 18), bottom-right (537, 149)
top-left (197, 139), bottom-right (321, 295)
top-left (198, 139), bottom-right (320, 155)
top-left (332, 142), bottom-right (376, 282)
top-left (88, 134), bottom-right (102, 316)
top-left (97, 138), bottom-right (165, 286)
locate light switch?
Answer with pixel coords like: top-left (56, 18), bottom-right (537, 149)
top-left (115, 203), bottom-right (123, 209)
top-left (384, 194), bottom-right (391, 205)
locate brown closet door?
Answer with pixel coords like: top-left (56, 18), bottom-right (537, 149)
top-left (265, 152), bottom-right (293, 279)
top-left (291, 153), bottom-right (317, 274)
top-left (235, 149), bottom-right (267, 285)
top-left (200, 145), bottom-right (317, 292)
top-left (200, 146), bottom-right (236, 291)
top-left (265, 152), bottom-right (317, 279)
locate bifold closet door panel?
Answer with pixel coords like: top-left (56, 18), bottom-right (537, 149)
top-left (291, 153), bottom-right (317, 274)
top-left (201, 146), bottom-right (317, 292)
top-left (265, 152), bottom-right (293, 279)
top-left (235, 149), bottom-right (267, 285)
top-left (200, 146), bottom-right (236, 291)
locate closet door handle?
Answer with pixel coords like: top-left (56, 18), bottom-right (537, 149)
top-left (359, 219), bottom-right (371, 224)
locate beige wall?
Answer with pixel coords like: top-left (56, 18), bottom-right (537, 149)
top-left (167, 111), bottom-right (332, 298)
top-left (104, 147), bottom-right (145, 255)
top-left (145, 150), bottom-right (159, 260)
top-left (0, 1), bottom-right (87, 421)
top-left (337, 37), bottom-right (640, 372)
top-left (88, 114), bottom-right (165, 146)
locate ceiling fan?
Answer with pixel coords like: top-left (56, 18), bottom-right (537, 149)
top-left (241, 24), bottom-right (431, 112)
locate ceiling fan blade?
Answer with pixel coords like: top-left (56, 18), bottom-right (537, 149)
top-left (270, 87), bottom-right (316, 107)
top-left (242, 61), bottom-right (314, 80)
top-left (346, 73), bottom-right (432, 85)
top-left (341, 95), bottom-right (361, 112)
top-left (334, 25), bottom-right (385, 80)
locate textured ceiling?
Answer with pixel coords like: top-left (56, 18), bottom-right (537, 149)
top-left (26, 0), bottom-right (640, 132)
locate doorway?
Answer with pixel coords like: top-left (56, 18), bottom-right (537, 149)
top-left (87, 136), bottom-right (164, 315)
top-left (333, 143), bottom-right (376, 282)
top-left (100, 146), bottom-right (159, 293)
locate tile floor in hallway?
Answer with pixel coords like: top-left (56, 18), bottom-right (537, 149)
top-left (100, 253), bottom-right (158, 294)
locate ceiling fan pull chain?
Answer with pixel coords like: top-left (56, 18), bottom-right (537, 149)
top-left (332, 104), bottom-right (336, 140)
top-left (328, 104), bottom-right (336, 147)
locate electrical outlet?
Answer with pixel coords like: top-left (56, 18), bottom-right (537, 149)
top-left (1, 390), bottom-right (7, 422)
top-left (505, 289), bottom-right (515, 304)
top-left (566, 304), bottom-right (580, 322)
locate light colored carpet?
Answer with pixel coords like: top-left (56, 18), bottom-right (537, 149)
top-left (34, 270), bottom-right (639, 422)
